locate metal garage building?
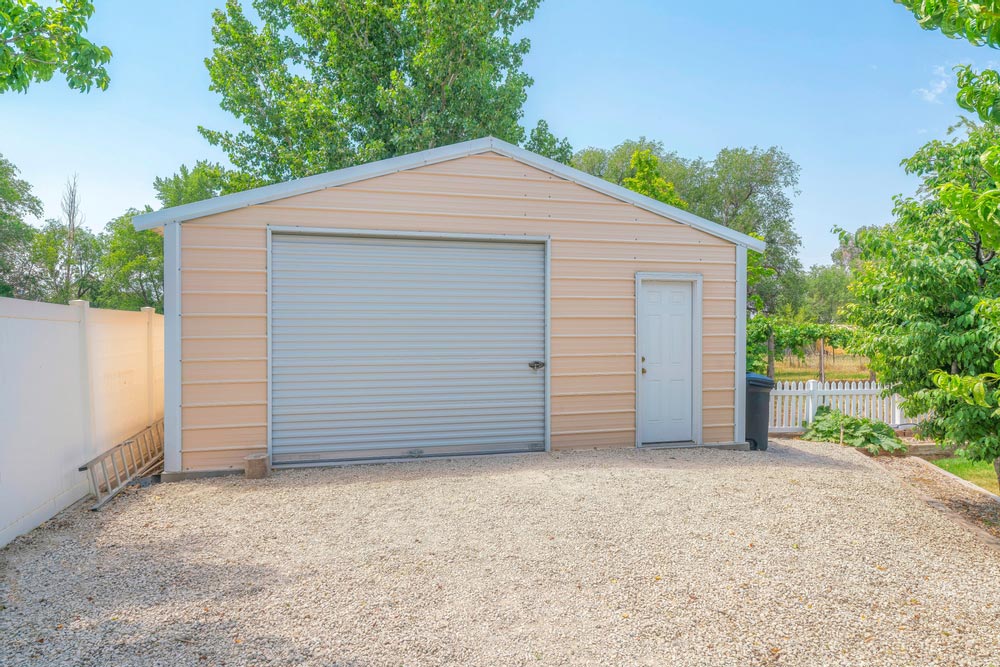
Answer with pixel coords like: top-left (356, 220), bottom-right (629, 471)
top-left (132, 137), bottom-right (764, 473)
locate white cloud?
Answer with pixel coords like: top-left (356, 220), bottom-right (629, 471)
top-left (915, 66), bottom-right (949, 103)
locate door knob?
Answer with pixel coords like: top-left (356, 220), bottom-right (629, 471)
top-left (641, 368), bottom-right (647, 374)
top-left (528, 361), bottom-right (545, 370)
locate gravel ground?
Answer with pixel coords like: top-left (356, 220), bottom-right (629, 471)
top-left (2, 439), bottom-right (1000, 667)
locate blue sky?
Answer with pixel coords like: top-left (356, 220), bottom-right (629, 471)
top-left (0, 0), bottom-right (994, 266)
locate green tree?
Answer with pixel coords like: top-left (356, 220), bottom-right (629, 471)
top-left (97, 209), bottom-right (163, 312)
top-left (153, 161), bottom-right (228, 208)
top-left (575, 139), bottom-right (803, 314)
top-left (889, 2), bottom-right (1000, 484)
top-left (571, 137), bottom-right (668, 185)
top-left (201, 0), bottom-right (541, 183)
top-left (95, 159), bottom-right (240, 311)
top-left (621, 149), bottom-right (687, 209)
top-left (25, 176), bottom-right (100, 303)
top-left (831, 227), bottom-right (866, 270)
top-left (895, 1), bottom-right (1000, 122)
top-left (0, 152), bottom-right (42, 298)
top-left (0, 0), bottom-right (111, 93)
top-left (29, 218), bottom-right (102, 302)
top-left (846, 123), bottom-right (1000, 481)
top-left (523, 119), bottom-right (572, 164)
top-left (675, 147), bottom-right (803, 314)
top-left (804, 264), bottom-right (851, 325)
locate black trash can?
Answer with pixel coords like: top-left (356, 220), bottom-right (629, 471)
top-left (745, 373), bottom-right (775, 451)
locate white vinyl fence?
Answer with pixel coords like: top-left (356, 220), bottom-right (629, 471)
top-left (0, 298), bottom-right (164, 547)
top-left (769, 380), bottom-right (910, 433)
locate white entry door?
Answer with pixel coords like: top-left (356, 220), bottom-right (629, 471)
top-left (638, 280), bottom-right (694, 444)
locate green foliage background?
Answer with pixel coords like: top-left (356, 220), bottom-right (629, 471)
top-left (0, 0), bottom-right (111, 93)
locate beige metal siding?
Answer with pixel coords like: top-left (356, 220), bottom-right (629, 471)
top-left (178, 152), bottom-right (739, 470)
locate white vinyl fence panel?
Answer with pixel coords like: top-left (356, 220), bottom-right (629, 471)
top-left (0, 298), bottom-right (164, 547)
top-left (769, 380), bottom-right (908, 433)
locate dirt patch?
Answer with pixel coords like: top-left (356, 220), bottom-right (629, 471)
top-left (875, 455), bottom-right (1000, 545)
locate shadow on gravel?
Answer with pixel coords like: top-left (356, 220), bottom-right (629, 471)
top-left (0, 532), bottom-right (366, 666)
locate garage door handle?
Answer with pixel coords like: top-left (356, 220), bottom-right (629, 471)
top-left (528, 361), bottom-right (545, 370)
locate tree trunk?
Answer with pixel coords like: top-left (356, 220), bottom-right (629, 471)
top-left (767, 333), bottom-right (776, 378)
top-left (995, 457), bottom-right (1000, 493)
top-left (818, 337), bottom-right (826, 383)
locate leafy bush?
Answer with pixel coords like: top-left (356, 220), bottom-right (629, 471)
top-left (801, 406), bottom-right (907, 455)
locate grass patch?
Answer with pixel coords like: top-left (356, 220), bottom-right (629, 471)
top-left (932, 457), bottom-right (1000, 495)
top-left (774, 351), bottom-right (872, 382)
top-left (775, 368), bottom-right (872, 382)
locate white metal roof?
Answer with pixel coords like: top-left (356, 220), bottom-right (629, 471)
top-left (131, 136), bottom-right (765, 251)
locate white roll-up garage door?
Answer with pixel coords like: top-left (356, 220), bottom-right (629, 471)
top-left (269, 233), bottom-right (547, 465)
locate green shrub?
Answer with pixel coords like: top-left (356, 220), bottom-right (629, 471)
top-left (801, 406), bottom-right (907, 455)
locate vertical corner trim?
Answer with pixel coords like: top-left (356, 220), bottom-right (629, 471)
top-left (163, 222), bottom-right (183, 473)
top-left (543, 237), bottom-right (552, 453)
top-left (266, 227), bottom-right (274, 462)
top-left (735, 246), bottom-right (748, 444)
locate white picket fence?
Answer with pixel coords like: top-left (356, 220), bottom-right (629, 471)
top-left (769, 380), bottom-right (910, 433)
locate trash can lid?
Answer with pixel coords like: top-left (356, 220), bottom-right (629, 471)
top-left (746, 372), bottom-right (775, 388)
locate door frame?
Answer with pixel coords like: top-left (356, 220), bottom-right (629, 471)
top-left (634, 272), bottom-right (703, 448)
top-left (266, 225), bottom-right (552, 466)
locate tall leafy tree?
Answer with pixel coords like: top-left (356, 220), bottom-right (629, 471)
top-left (804, 264), bottom-right (852, 325)
top-left (671, 147), bottom-right (803, 314)
top-left (621, 149), bottom-right (687, 209)
top-left (0, 0), bottom-right (111, 93)
top-left (574, 139), bottom-right (803, 314)
top-left (895, 1), bottom-right (1000, 122)
top-left (25, 176), bottom-right (100, 303)
top-left (60, 174), bottom-right (83, 299)
top-left (891, 1), bottom-right (1000, 483)
top-left (29, 218), bottom-right (102, 302)
top-left (0, 152), bottom-right (42, 298)
top-left (847, 123), bottom-right (1000, 481)
top-left (523, 119), bottom-right (572, 164)
top-left (95, 160), bottom-right (237, 311)
top-left (201, 0), bottom-right (541, 183)
top-left (571, 137), bottom-right (669, 185)
top-left (97, 209), bottom-right (163, 312)
top-left (153, 161), bottom-right (228, 208)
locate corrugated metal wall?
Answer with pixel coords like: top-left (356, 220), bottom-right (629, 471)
top-left (269, 234), bottom-right (546, 464)
top-left (178, 152), bottom-right (739, 471)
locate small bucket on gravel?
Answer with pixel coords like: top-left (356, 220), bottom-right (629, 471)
top-left (245, 453), bottom-right (270, 479)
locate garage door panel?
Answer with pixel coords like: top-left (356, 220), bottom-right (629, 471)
top-left (274, 439), bottom-right (534, 464)
top-left (269, 234), bottom-right (547, 464)
top-left (272, 383), bottom-right (543, 399)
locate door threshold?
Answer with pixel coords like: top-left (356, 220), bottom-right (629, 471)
top-left (639, 440), bottom-right (698, 449)
top-left (639, 441), bottom-right (751, 451)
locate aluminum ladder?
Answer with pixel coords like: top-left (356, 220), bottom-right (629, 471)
top-left (78, 419), bottom-right (165, 510)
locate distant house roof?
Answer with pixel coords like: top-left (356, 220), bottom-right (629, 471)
top-left (131, 136), bottom-right (765, 252)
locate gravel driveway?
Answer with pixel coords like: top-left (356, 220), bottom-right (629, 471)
top-left (2, 439), bottom-right (1000, 666)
